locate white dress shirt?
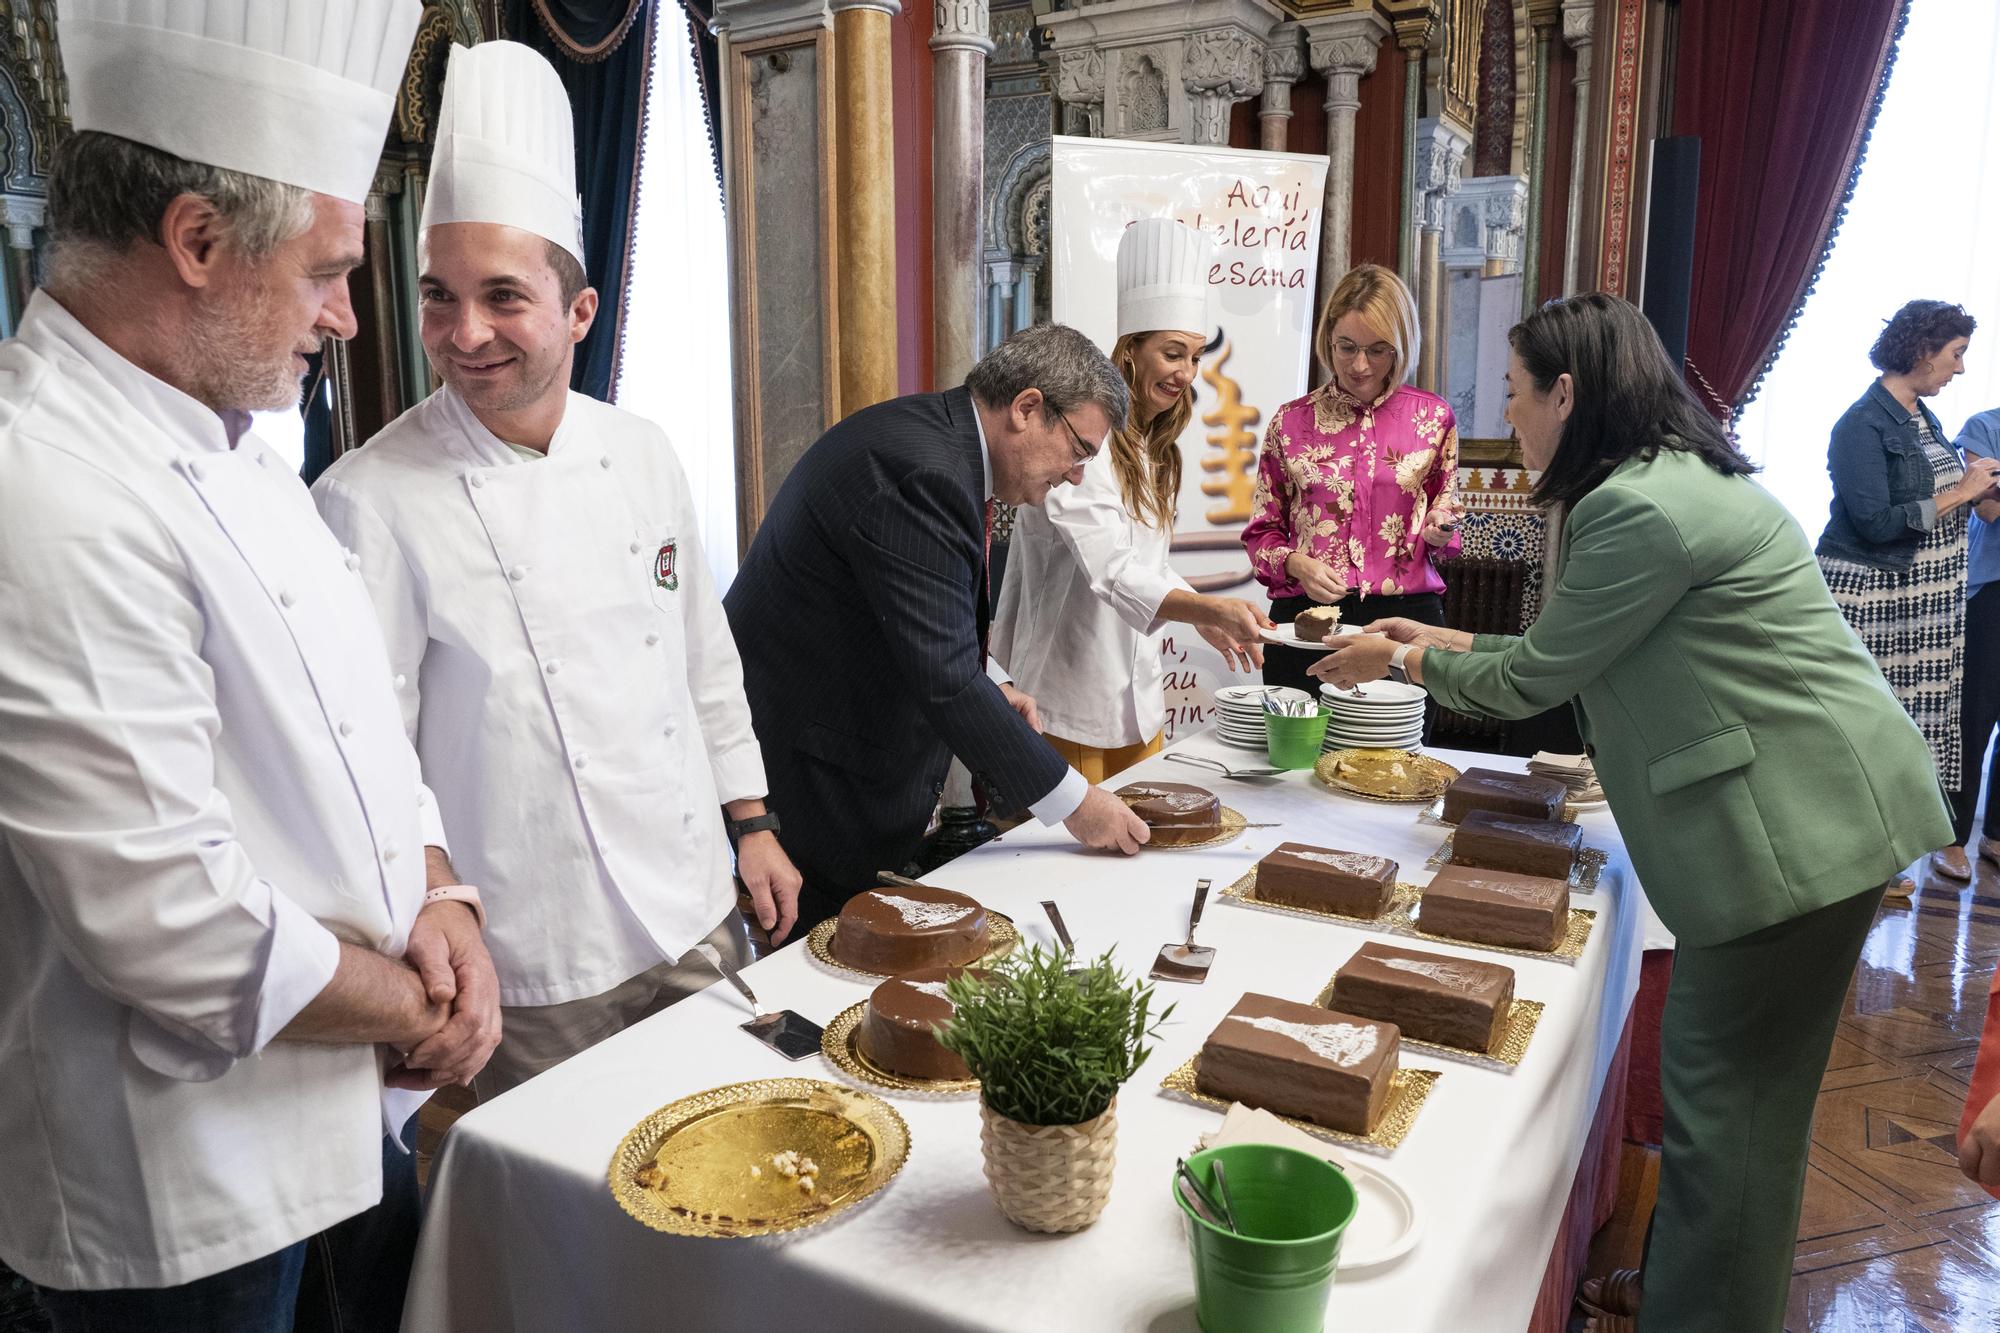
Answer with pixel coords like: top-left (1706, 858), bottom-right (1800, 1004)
top-left (0, 293), bottom-right (440, 1288)
top-left (991, 445), bottom-right (1191, 749)
top-left (314, 387), bottom-right (767, 1007)
top-left (972, 407), bottom-right (1089, 821)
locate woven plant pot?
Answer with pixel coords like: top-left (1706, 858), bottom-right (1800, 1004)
top-left (978, 1096), bottom-right (1118, 1234)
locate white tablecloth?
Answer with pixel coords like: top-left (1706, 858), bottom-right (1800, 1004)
top-left (402, 741), bottom-right (1646, 1333)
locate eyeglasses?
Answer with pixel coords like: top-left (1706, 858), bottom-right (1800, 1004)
top-left (1332, 338), bottom-right (1396, 364)
top-left (1056, 410), bottom-right (1100, 465)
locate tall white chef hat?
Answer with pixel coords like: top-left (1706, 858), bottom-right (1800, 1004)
top-left (58, 0), bottom-right (422, 206)
top-left (420, 41), bottom-right (585, 267)
top-left (1116, 218), bottom-right (1216, 339)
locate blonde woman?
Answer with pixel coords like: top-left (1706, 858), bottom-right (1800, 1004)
top-left (1242, 264), bottom-right (1462, 695)
top-left (991, 219), bottom-right (1269, 783)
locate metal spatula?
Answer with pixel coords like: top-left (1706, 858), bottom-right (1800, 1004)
top-left (1151, 879), bottom-right (1215, 983)
top-left (695, 943), bottom-right (823, 1061)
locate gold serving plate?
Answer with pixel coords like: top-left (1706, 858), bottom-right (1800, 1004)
top-left (821, 1000), bottom-right (980, 1095)
top-left (1144, 805), bottom-right (1250, 851)
top-left (1220, 868), bottom-right (1418, 939)
top-left (1159, 1056), bottom-right (1438, 1154)
top-left (805, 911), bottom-right (1020, 981)
top-left (1312, 972), bottom-right (1544, 1071)
top-left (1425, 834), bottom-right (1609, 892)
top-left (609, 1078), bottom-right (910, 1238)
top-left (1315, 750), bottom-right (1459, 803)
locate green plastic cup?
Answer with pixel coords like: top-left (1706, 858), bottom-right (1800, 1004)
top-left (1173, 1143), bottom-right (1359, 1333)
top-left (1264, 708), bottom-right (1331, 770)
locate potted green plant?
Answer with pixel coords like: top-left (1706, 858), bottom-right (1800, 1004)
top-left (938, 946), bottom-right (1172, 1234)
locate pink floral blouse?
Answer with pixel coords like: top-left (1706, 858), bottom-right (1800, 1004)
top-left (1242, 381), bottom-right (1462, 600)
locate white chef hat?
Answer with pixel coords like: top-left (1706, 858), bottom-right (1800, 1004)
top-left (58, 0), bottom-right (422, 205)
top-left (1116, 218), bottom-right (1216, 339)
top-left (420, 41), bottom-right (585, 266)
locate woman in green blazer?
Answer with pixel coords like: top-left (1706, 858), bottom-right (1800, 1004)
top-left (1316, 294), bottom-right (1950, 1333)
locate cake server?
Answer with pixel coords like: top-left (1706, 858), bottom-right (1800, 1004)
top-left (693, 943), bottom-right (824, 1061)
top-left (1040, 900), bottom-right (1076, 954)
top-left (1163, 752), bottom-right (1286, 781)
top-left (1151, 879), bottom-right (1215, 983)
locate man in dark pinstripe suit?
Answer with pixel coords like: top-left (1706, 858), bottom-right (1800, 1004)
top-left (725, 326), bottom-right (1153, 931)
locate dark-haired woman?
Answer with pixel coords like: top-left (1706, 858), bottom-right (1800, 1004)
top-left (1816, 300), bottom-right (1994, 890)
top-left (1313, 293), bottom-right (1950, 1333)
top-left (992, 218), bottom-right (1269, 783)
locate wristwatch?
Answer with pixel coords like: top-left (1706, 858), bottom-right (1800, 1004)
top-left (726, 812), bottom-right (782, 844)
top-left (1387, 643), bottom-right (1414, 684)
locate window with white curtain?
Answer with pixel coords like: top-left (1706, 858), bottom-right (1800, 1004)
top-left (616, 10), bottom-right (740, 589)
top-left (1736, 0), bottom-right (2000, 537)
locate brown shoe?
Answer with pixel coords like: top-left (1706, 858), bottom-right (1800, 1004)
top-left (1579, 1269), bottom-right (1643, 1318)
top-left (1979, 837), bottom-right (2000, 871)
top-left (1932, 845), bottom-right (1973, 881)
top-left (1882, 874), bottom-right (1917, 901)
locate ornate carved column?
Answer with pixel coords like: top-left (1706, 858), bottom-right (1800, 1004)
top-left (1259, 23), bottom-right (1305, 153)
top-left (1412, 115), bottom-right (1469, 394)
top-left (1182, 28), bottom-right (1262, 146)
top-left (832, 0), bottom-right (901, 413)
top-left (1390, 5), bottom-right (1436, 288)
top-left (0, 195), bottom-right (42, 337)
top-left (1055, 48), bottom-right (1105, 137)
top-left (1560, 0), bottom-right (1594, 296)
top-left (1302, 10), bottom-right (1388, 296)
top-left (932, 0), bottom-right (993, 388)
top-left (1518, 0), bottom-right (1559, 315)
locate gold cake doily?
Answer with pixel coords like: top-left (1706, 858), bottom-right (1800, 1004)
top-left (1219, 868), bottom-right (1417, 940)
top-left (1425, 833), bottom-right (1608, 892)
top-left (609, 1078), bottom-right (910, 1238)
top-left (805, 912), bottom-right (1020, 981)
top-left (1315, 750), bottom-right (1460, 803)
top-left (1141, 806), bottom-right (1250, 851)
top-left (1159, 1056), bottom-right (1438, 1155)
top-left (821, 1000), bottom-right (980, 1096)
top-left (1312, 971), bottom-right (1544, 1071)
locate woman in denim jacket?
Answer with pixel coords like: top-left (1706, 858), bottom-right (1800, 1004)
top-left (1817, 299), bottom-right (1995, 892)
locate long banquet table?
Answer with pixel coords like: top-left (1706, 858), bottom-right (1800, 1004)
top-left (402, 739), bottom-right (1646, 1332)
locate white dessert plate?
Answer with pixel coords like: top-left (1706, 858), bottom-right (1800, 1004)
top-left (1337, 1157), bottom-right (1423, 1271)
top-left (1320, 680), bottom-right (1429, 707)
top-left (1259, 624), bottom-right (1380, 649)
top-left (1215, 684), bottom-right (1313, 708)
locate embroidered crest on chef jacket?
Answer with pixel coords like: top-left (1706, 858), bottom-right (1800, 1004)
top-left (654, 539), bottom-right (679, 591)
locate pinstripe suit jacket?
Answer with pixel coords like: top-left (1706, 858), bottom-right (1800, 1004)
top-left (724, 387), bottom-right (1070, 891)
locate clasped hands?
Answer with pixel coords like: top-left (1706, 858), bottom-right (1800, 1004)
top-left (388, 899), bottom-right (501, 1090)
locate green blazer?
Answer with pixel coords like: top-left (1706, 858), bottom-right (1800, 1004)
top-left (1425, 448), bottom-right (1951, 947)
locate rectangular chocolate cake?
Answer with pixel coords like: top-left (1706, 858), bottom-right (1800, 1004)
top-left (1255, 843), bottom-right (1398, 919)
top-left (1419, 865), bottom-right (1570, 951)
top-left (1441, 767), bottom-right (1567, 824)
top-left (1329, 941), bottom-right (1515, 1053)
top-left (1452, 809), bottom-right (1583, 880)
top-left (1195, 993), bottom-right (1399, 1136)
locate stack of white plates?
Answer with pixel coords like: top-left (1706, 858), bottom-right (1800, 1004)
top-left (1317, 680), bottom-right (1428, 752)
top-left (1212, 684), bottom-right (1314, 751)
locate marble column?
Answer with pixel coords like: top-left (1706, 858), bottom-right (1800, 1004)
top-left (1259, 23), bottom-right (1304, 153)
top-left (985, 260), bottom-right (1015, 350)
top-left (833, 0), bottom-right (901, 413)
top-left (1518, 0), bottom-right (1559, 317)
top-left (1182, 28), bottom-right (1263, 146)
top-left (1303, 11), bottom-right (1388, 297)
top-left (932, 0), bottom-right (993, 388)
top-left (1055, 48), bottom-right (1105, 137)
top-left (1013, 259), bottom-right (1041, 332)
top-left (0, 194), bottom-right (42, 340)
top-left (1412, 116), bottom-right (1469, 395)
top-left (1560, 0), bottom-right (1594, 296)
top-left (1390, 10), bottom-right (1434, 289)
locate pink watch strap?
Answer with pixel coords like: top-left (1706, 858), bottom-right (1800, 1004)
top-left (422, 884), bottom-right (485, 930)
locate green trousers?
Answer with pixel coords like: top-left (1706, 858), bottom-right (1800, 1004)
top-left (1639, 885), bottom-right (1883, 1333)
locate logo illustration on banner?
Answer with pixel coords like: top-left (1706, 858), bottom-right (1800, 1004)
top-left (654, 539), bottom-right (679, 591)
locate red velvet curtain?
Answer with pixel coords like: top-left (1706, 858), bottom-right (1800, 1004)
top-left (1674, 0), bottom-right (1908, 417)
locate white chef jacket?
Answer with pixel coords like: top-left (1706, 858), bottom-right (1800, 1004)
top-left (0, 293), bottom-right (442, 1289)
top-left (990, 446), bottom-right (1191, 749)
top-left (313, 386), bottom-right (767, 1007)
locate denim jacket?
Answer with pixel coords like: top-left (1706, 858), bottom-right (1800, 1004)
top-left (1815, 381), bottom-right (1954, 572)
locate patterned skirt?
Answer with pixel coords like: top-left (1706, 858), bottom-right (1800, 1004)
top-left (1820, 526), bottom-right (1968, 790)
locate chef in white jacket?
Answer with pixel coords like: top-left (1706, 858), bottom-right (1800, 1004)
top-left (0, 3), bottom-right (501, 1328)
top-left (314, 40), bottom-right (801, 1099)
top-left (992, 219), bottom-right (1270, 782)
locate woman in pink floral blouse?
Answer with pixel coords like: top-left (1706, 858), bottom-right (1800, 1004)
top-left (1242, 264), bottom-right (1462, 694)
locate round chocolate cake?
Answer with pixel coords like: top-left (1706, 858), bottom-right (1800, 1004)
top-left (1115, 781), bottom-right (1222, 846)
top-left (834, 884), bottom-right (990, 972)
top-left (857, 966), bottom-right (980, 1081)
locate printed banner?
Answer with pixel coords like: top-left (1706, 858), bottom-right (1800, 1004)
top-left (1049, 135), bottom-right (1329, 740)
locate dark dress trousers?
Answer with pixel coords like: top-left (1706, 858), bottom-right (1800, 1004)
top-left (724, 387), bottom-right (1070, 910)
